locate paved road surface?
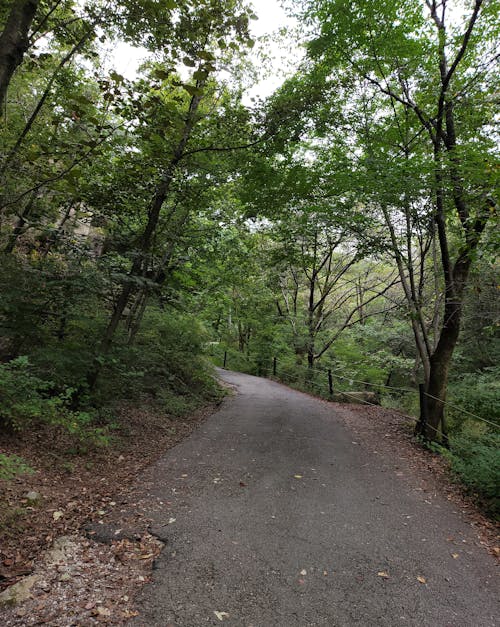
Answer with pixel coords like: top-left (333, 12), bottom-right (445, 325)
top-left (132, 370), bottom-right (498, 626)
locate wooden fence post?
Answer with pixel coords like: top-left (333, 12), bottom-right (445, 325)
top-left (223, 350), bottom-right (227, 369)
top-left (328, 369), bottom-right (333, 396)
top-left (273, 356), bottom-right (277, 377)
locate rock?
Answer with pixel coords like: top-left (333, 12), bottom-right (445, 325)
top-left (38, 580), bottom-right (51, 592)
top-left (0, 575), bottom-right (38, 606)
top-left (96, 606), bottom-right (112, 617)
top-left (25, 491), bottom-right (41, 503)
top-left (59, 573), bottom-right (71, 582)
top-left (44, 536), bottom-right (78, 566)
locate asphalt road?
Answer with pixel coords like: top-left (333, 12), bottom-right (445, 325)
top-left (132, 370), bottom-right (498, 626)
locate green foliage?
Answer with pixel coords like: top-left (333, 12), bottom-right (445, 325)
top-left (0, 453), bottom-right (33, 481)
top-left (448, 368), bottom-right (500, 433)
top-left (211, 345), bottom-right (258, 375)
top-left (95, 307), bottom-right (223, 413)
top-left (448, 433), bottom-right (500, 517)
top-left (0, 357), bottom-right (59, 431)
top-left (0, 356), bottom-right (110, 446)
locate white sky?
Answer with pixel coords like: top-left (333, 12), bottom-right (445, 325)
top-left (108, 0), bottom-right (298, 101)
top-left (251, 0), bottom-right (293, 37)
top-left (246, 0), bottom-right (300, 101)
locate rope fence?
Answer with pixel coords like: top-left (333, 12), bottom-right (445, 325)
top-left (218, 349), bottom-right (499, 435)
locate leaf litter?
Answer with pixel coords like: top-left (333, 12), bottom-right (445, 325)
top-left (0, 401), bottom-right (216, 625)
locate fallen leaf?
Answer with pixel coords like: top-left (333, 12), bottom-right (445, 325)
top-left (298, 579), bottom-right (305, 585)
top-left (239, 481), bottom-right (247, 487)
top-left (294, 475), bottom-right (303, 479)
top-left (377, 571), bottom-right (389, 578)
top-left (52, 511), bottom-right (64, 521)
top-left (417, 576), bottom-right (427, 584)
top-left (323, 570), bottom-right (328, 576)
top-left (214, 610), bottom-right (229, 621)
top-left (300, 569), bottom-right (307, 576)
top-left (452, 553), bottom-right (459, 559)
top-left (168, 517), bottom-right (176, 524)
top-left (139, 553), bottom-right (154, 560)
top-left (96, 606), bottom-right (111, 617)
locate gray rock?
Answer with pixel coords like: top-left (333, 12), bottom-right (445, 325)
top-left (25, 491), bottom-right (41, 503)
top-left (44, 536), bottom-right (78, 566)
top-left (0, 575), bottom-right (38, 606)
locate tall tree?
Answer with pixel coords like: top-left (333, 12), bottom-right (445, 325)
top-left (0, 0), bottom-right (40, 111)
top-left (298, 0), bottom-right (499, 440)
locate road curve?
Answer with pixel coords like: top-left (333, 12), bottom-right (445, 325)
top-left (132, 369), bottom-right (498, 626)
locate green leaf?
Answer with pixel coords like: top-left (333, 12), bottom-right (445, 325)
top-left (153, 68), bottom-right (171, 80)
top-left (193, 69), bottom-right (209, 81)
top-left (198, 51), bottom-right (216, 61)
top-left (183, 84), bottom-right (203, 97)
top-left (109, 71), bottom-right (125, 84)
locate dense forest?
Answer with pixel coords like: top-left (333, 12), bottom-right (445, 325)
top-left (0, 0), bottom-right (498, 513)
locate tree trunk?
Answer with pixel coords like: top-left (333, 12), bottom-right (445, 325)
top-left (424, 237), bottom-right (476, 439)
top-left (425, 298), bottom-right (462, 441)
top-left (0, 0), bottom-right (39, 113)
top-left (3, 192), bottom-right (35, 253)
top-left (307, 349), bottom-right (314, 368)
top-left (127, 291), bottom-right (148, 345)
top-left (86, 88), bottom-right (203, 391)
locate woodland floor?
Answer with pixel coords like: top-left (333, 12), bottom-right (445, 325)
top-left (0, 400), bottom-right (218, 624)
top-left (0, 376), bottom-right (498, 625)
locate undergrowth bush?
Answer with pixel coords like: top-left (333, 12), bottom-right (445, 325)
top-left (448, 368), bottom-right (500, 433)
top-left (448, 432), bottom-right (500, 517)
top-left (97, 308), bottom-right (224, 415)
top-left (210, 344), bottom-right (258, 374)
top-left (0, 453), bottom-right (33, 480)
top-left (0, 357), bottom-right (111, 446)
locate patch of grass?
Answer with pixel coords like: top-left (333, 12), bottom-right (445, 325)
top-left (0, 453), bottom-right (33, 481)
top-left (0, 505), bottom-right (27, 537)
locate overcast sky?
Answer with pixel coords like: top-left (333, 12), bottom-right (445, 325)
top-left (108, 0), bottom-right (297, 100)
top-left (251, 0), bottom-right (292, 37)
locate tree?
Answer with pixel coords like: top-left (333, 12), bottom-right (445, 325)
top-left (298, 0), bottom-right (499, 440)
top-left (270, 210), bottom-right (399, 368)
top-left (85, 0), bottom-right (257, 389)
top-left (0, 0), bottom-right (40, 110)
